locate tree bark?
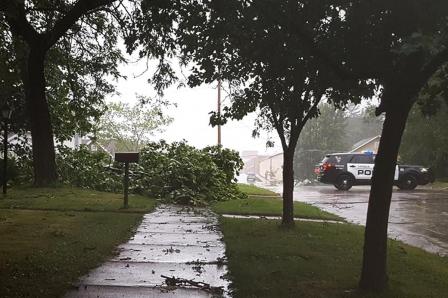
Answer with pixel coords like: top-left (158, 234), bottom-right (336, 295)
top-left (359, 102), bottom-right (412, 291)
top-left (26, 48), bottom-right (58, 186)
top-left (282, 148), bottom-right (295, 227)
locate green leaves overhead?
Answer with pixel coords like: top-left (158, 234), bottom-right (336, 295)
top-left (171, 0), bottom-right (375, 152)
top-left (0, 0), bottom-right (195, 140)
top-left (0, 0), bottom-right (126, 140)
top-left (400, 102), bottom-right (448, 178)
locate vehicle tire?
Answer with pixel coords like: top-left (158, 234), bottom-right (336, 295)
top-left (334, 174), bottom-right (354, 191)
top-left (397, 175), bottom-right (417, 190)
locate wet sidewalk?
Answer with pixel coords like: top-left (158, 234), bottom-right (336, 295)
top-left (65, 205), bottom-right (230, 297)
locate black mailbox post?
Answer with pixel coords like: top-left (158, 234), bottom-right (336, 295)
top-left (115, 152), bottom-right (139, 208)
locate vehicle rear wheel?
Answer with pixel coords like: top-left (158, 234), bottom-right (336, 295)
top-left (397, 175), bottom-right (417, 190)
top-left (334, 174), bottom-right (353, 191)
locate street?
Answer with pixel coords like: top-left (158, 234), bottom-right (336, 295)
top-left (273, 185), bottom-right (448, 256)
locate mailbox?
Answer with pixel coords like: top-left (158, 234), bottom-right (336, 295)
top-left (115, 152), bottom-right (139, 163)
top-left (114, 152), bottom-right (139, 209)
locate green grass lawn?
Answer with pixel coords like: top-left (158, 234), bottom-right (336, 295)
top-left (237, 183), bottom-right (278, 196)
top-left (213, 197), bottom-right (342, 221)
top-left (0, 186), bottom-right (156, 212)
top-left (221, 218), bottom-right (448, 298)
top-left (0, 186), bottom-right (156, 298)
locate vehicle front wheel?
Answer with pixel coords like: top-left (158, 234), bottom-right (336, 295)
top-left (397, 175), bottom-right (417, 190)
top-left (334, 174), bottom-right (354, 191)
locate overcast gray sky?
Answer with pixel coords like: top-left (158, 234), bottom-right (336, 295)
top-left (108, 55), bottom-right (282, 156)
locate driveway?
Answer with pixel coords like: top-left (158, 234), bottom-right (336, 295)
top-left (286, 185), bottom-right (448, 256)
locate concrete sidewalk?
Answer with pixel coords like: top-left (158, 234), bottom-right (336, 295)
top-left (65, 205), bottom-right (230, 297)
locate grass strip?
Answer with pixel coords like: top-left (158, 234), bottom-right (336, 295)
top-left (237, 183), bottom-right (278, 196)
top-left (0, 186), bottom-right (156, 212)
top-left (213, 197), bottom-right (342, 221)
top-left (220, 218), bottom-right (448, 298)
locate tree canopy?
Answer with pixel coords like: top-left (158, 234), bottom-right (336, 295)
top-left (401, 102), bottom-right (448, 178)
top-left (0, 0), bottom-right (191, 184)
top-left (162, 0), bottom-right (448, 288)
top-left (0, 0), bottom-right (124, 136)
top-left (163, 0), bottom-right (377, 226)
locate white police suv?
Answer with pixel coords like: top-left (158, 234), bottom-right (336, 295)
top-left (315, 152), bottom-right (434, 191)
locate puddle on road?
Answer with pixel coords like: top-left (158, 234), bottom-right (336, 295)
top-left (287, 185), bottom-right (448, 257)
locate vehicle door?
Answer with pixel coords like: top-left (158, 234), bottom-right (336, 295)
top-left (347, 154), bottom-right (375, 181)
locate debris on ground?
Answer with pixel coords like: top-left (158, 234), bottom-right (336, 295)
top-left (161, 275), bottom-right (224, 296)
top-left (162, 246), bottom-right (181, 254)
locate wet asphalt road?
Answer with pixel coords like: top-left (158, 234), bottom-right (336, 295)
top-left (275, 185), bottom-right (448, 256)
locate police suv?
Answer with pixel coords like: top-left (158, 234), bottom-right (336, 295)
top-left (315, 152), bottom-right (434, 191)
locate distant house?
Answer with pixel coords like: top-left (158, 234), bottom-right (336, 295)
top-left (7, 133), bottom-right (113, 157)
top-left (241, 151), bottom-right (268, 176)
top-left (350, 135), bottom-right (381, 153)
top-left (258, 152), bottom-right (283, 185)
top-left (65, 135), bottom-right (114, 157)
top-left (239, 136), bottom-right (382, 186)
top-left (240, 151), bottom-right (283, 184)
top-left (63, 134), bottom-right (91, 149)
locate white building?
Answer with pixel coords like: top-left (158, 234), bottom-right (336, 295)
top-left (258, 153), bottom-right (283, 185)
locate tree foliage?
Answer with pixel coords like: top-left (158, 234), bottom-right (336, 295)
top-left (323, 1), bottom-right (448, 291)
top-left (0, 0), bottom-right (193, 184)
top-left (294, 103), bottom-right (347, 181)
top-left (0, 18), bottom-right (26, 132)
top-left (56, 146), bottom-right (121, 192)
top-left (165, 0), bottom-right (376, 226)
top-left (0, 1), bottom-right (123, 139)
top-left (400, 102), bottom-right (448, 178)
top-left (137, 141), bottom-right (245, 205)
top-left (96, 98), bottom-right (173, 152)
top-left (134, 0), bottom-right (448, 290)
top-left (12, 141), bottom-right (245, 206)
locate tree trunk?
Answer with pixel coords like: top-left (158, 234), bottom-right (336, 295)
top-left (26, 48), bottom-right (58, 186)
top-left (359, 103), bottom-right (412, 291)
top-left (282, 148), bottom-right (295, 227)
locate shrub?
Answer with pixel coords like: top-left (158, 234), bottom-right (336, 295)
top-left (56, 145), bottom-right (122, 193)
top-left (0, 158), bottom-right (19, 185)
top-left (11, 142), bottom-right (33, 184)
top-left (202, 145), bottom-right (244, 183)
top-left (136, 141), bottom-right (246, 205)
top-left (12, 141), bottom-right (245, 206)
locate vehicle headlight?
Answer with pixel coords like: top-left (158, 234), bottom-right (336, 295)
top-left (421, 168), bottom-right (428, 173)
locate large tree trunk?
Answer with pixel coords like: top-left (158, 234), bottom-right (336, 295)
top-left (282, 148), bottom-right (295, 227)
top-left (359, 102), bottom-right (412, 291)
top-left (26, 48), bottom-right (58, 186)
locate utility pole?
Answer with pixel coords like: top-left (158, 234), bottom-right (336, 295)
top-left (217, 79), bottom-right (222, 146)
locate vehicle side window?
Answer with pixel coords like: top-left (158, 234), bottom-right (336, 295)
top-left (341, 155), bottom-right (352, 164)
top-left (333, 155), bottom-right (343, 164)
top-left (351, 155), bottom-right (373, 163)
top-left (323, 156), bottom-right (337, 164)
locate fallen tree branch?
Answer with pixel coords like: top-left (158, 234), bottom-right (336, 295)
top-left (161, 275), bottom-right (224, 295)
